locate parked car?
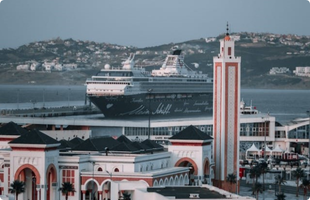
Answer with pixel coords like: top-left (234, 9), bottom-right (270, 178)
top-left (243, 160), bottom-right (249, 165)
top-left (258, 158), bottom-right (266, 163)
top-left (239, 159), bottom-right (249, 166)
top-left (300, 159), bottom-right (309, 166)
top-left (267, 158), bottom-right (276, 164)
top-left (251, 160), bottom-right (259, 165)
top-left (302, 161), bottom-right (308, 167)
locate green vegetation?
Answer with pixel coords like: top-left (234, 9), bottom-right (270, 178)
top-left (292, 167), bottom-right (305, 197)
top-left (9, 180), bottom-right (25, 200)
top-left (226, 173), bottom-right (237, 193)
top-left (59, 182), bottom-right (76, 200)
top-left (0, 32), bottom-right (309, 88)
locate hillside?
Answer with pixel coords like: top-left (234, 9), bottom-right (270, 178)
top-left (0, 33), bottom-right (310, 89)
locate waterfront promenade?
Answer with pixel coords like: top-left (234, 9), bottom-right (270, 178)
top-left (239, 179), bottom-right (309, 200)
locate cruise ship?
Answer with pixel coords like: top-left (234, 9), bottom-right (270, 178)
top-left (86, 50), bottom-right (213, 118)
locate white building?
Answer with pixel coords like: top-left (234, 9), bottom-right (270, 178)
top-left (1, 122), bottom-right (248, 200)
top-left (54, 64), bottom-right (63, 71)
top-left (294, 66), bottom-right (310, 77)
top-left (205, 37), bottom-right (216, 43)
top-left (63, 64), bottom-right (77, 70)
top-left (42, 62), bottom-right (55, 71)
top-left (269, 67), bottom-right (290, 75)
top-left (16, 64), bottom-right (29, 71)
top-left (30, 62), bottom-right (40, 71)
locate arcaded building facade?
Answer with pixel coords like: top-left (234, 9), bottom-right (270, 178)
top-left (0, 122), bottom-right (213, 200)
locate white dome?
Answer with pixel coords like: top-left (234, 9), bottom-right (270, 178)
top-left (104, 64), bottom-right (111, 69)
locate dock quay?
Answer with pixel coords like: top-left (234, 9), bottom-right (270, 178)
top-left (0, 105), bottom-right (100, 117)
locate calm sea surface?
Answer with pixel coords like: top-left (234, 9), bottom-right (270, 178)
top-left (0, 85), bottom-right (309, 124)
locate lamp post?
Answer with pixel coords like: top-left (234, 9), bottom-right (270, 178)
top-left (262, 116), bottom-right (269, 200)
top-left (307, 111), bottom-right (310, 159)
top-left (105, 170), bottom-right (112, 199)
top-left (67, 88), bottom-right (71, 107)
top-left (43, 88), bottom-right (45, 108)
top-left (106, 170), bottom-right (112, 179)
top-left (16, 89), bottom-right (19, 109)
top-left (147, 89), bottom-right (153, 140)
top-left (30, 100), bottom-right (36, 117)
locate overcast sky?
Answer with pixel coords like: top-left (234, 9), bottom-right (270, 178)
top-left (0, 0), bottom-right (310, 49)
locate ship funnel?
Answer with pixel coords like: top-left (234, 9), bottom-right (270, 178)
top-left (122, 53), bottom-right (135, 69)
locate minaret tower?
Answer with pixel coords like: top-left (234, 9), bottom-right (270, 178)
top-left (212, 24), bottom-right (241, 192)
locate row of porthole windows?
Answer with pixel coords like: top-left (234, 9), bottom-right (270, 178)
top-left (89, 82), bottom-right (130, 85)
top-left (124, 126), bottom-right (213, 136)
top-left (88, 89), bottom-right (123, 92)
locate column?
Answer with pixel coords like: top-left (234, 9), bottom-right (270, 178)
top-left (52, 182), bottom-right (57, 200)
top-left (82, 190), bottom-right (86, 200)
top-left (36, 188), bottom-right (40, 200)
top-left (98, 191), bottom-right (103, 200)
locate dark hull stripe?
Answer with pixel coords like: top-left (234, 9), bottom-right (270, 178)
top-left (89, 93), bottom-right (213, 118)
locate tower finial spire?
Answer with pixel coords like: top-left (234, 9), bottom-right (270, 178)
top-left (224, 22), bottom-right (231, 41)
top-left (226, 22), bottom-right (229, 36)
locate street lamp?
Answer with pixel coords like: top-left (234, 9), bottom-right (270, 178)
top-left (30, 100), bottom-right (36, 117)
top-left (16, 89), bottom-right (19, 110)
top-left (261, 115), bottom-right (269, 200)
top-left (261, 116), bottom-right (269, 162)
top-left (67, 88), bottom-right (71, 107)
top-left (43, 88), bottom-right (45, 108)
top-left (147, 89), bottom-right (153, 140)
top-left (105, 170), bottom-right (112, 180)
top-left (105, 170), bottom-right (112, 199)
top-left (307, 111), bottom-right (310, 159)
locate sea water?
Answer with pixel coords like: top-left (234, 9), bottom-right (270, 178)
top-left (0, 85), bottom-right (309, 124)
top-left (241, 89), bottom-right (310, 123)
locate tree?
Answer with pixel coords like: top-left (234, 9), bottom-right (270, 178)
top-left (9, 180), bottom-right (25, 200)
top-left (275, 193), bottom-right (286, 200)
top-left (59, 182), bottom-right (76, 200)
top-left (292, 167), bottom-right (305, 197)
top-left (274, 175), bottom-right (286, 194)
top-left (249, 166), bottom-right (261, 194)
top-left (226, 173), bottom-right (237, 193)
top-left (258, 162), bottom-right (268, 191)
top-left (252, 182), bottom-right (263, 200)
top-left (300, 178), bottom-right (310, 200)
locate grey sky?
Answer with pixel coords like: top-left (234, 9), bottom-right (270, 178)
top-left (0, 0), bottom-right (310, 49)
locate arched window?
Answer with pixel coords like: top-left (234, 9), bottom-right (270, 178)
top-left (97, 167), bottom-right (103, 172)
top-left (114, 168), bottom-right (119, 172)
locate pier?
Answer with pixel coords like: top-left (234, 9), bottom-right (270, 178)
top-left (0, 105), bottom-right (100, 117)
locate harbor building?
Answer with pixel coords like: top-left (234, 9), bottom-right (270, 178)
top-left (0, 121), bottom-right (255, 200)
